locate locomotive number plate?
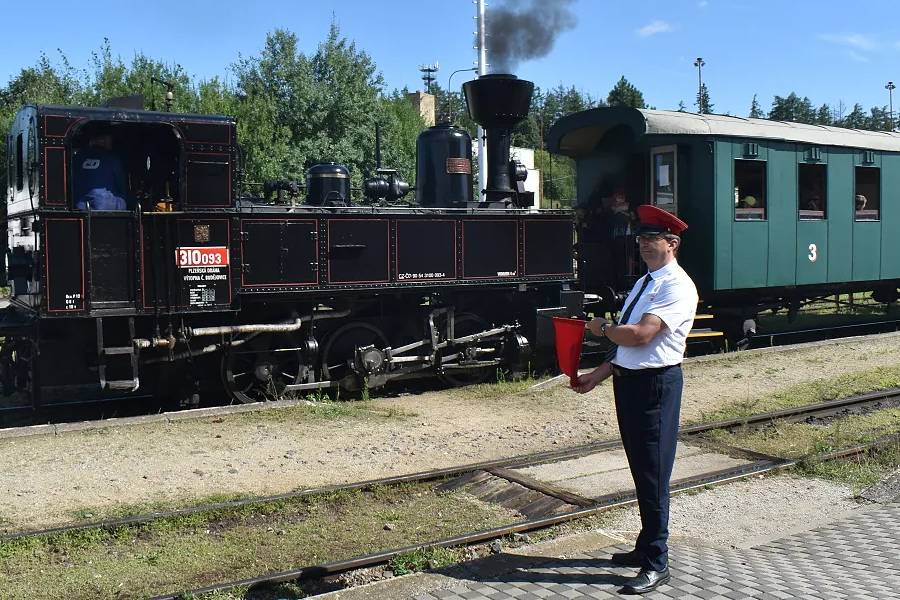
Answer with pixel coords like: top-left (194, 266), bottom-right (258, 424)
top-left (175, 246), bottom-right (230, 268)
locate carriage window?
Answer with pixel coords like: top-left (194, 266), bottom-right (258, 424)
top-left (651, 147), bottom-right (677, 213)
top-left (734, 159), bottom-right (766, 220)
top-left (798, 163), bottom-right (826, 220)
top-left (15, 133), bottom-right (23, 192)
top-left (855, 167), bottom-right (879, 221)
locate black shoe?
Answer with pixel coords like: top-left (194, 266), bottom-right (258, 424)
top-left (609, 549), bottom-right (644, 568)
top-left (619, 567), bottom-right (671, 595)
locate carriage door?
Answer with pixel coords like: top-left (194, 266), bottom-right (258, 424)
top-left (650, 146), bottom-right (678, 215)
top-left (88, 213), bottom-right (138, 310)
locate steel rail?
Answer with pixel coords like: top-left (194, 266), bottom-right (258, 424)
top-left (750, 318), bottom-right (900, 347)
top-left (5, 387), bottom-right (899, 543)
top-left (146, 458), bottom-right (792, 600)
top-left (148, 432), bottom-right (900, 600)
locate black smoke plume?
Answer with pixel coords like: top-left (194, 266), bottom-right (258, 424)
top-left (487, 0), bottom-right (577, 73)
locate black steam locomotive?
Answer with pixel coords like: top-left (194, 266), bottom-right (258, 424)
top-left (0, 74), bottom-right (579, 414)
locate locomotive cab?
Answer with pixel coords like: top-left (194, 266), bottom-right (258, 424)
top-left (68, 120), bottom-right (182, 212)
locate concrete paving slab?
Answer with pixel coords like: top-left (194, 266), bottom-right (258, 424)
top-left (53, 413), bottom-right (169, 433)
top-left (514, 443), bottom-right (750, 499)
top-left (516, 443), bottom-right (707, 482)
top-left (0, 423), bottom-right (56, 439)
top-left (410, 503), bottom-right (900, 599)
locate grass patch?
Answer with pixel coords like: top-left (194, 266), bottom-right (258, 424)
top-left (706, 408), bottom-right (900, 459)
top-left (452, 369), bottom-right (539, 401)
top-left (704, 407), bottom-right (900, 491)
top-left (798, 441), bottom-right (900, 492)
top-left (696, 365), bottom-right (900, 424)
top-left (389, 546), bottom-right (460, 575)
top-left (0, 484), bottom-right (517, 600)
top-left (217, 398), bottom-right (417, 427)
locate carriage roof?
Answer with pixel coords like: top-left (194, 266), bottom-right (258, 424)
top-left (548, 107), bottom-right (900, 157)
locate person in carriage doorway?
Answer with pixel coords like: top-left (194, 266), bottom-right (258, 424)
top-left (573, 204), bottom-right (697, 595)
top-left (74, 131), bottom-right (128, 211)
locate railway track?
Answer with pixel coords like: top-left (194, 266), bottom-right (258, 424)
top-left (144, 433), bottom-right (900, 600)
top-left (7, 388), bottom-right (899, 599)
top-left (5, 386), bottom-right (898, 543)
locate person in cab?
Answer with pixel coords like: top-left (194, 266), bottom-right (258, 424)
top-left (74, 132), bottom-right (128, 211)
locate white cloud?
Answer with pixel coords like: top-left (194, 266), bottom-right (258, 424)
top-left (637, 20), bottom-right (674, 38)
top-left (848, 50), bottom-right (870, 63)
top-left (818, 33), bottom-right (877, 52)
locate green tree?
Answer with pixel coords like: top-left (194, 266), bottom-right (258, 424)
top-left (867, 105), bottom-right (891, 131)
top-left (769, 92), bottom-right (815, 123)
top-left (536, 149), bottom-right (575, 208)
top-left (840, 103), bottom-right (867, 129)
top-left (815, 103), bottom-right (833, 126)
top-left (749, 94), bottom-right (763, 118)
top-left (606, 76), bottom-right (646, 108)
top-left (696, 83), bottom-right (713, 114)
top-left (377, 90), bottom-right (425, 186)
top-left (231, 25), bottom-right (390, 191)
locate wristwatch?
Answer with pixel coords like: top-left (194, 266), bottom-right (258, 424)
top-left (600, 322), bottom-right (610, 336)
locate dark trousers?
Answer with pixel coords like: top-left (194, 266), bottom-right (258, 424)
top-left (613, 365), bottom-right (682, 572)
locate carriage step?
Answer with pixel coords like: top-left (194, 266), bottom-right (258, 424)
top-left (105, 378), bottom-right (140, 391)
top-left (102, 346), bottom-right (135, 356)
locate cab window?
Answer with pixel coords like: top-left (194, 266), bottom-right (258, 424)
top-left (650, 146), bottom-right (676, 213)
top-left (798, 163), bottom-right (826, 220)
top-left (734, 159), bottom-right (766, 220)
top-left (854, 166), bottom-right (879, 221)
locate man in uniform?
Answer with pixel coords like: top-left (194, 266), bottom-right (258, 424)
top-left (573, 204), bottom-right (697, 595)
top-left (74, 132), bottom-right (128, 211)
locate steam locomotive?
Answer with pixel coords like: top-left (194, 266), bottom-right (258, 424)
top-left (0, 74), bottom-right (579, 415)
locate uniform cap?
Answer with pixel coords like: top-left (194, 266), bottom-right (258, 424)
top-left (636, 204), bottom-right (689, 236)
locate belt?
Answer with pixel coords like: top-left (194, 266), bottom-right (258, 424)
top-left (611, 364), bottom-right (680, 378)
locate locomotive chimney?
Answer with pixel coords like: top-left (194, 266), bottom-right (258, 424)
top-left (463, 73), bottom-right (534, 204)
top-left (463, 73), bottom-right (534, 206)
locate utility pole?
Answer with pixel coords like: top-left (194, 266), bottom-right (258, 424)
top-left (694, 57), bottom-right (705, 114)
top-left (887, 81), bottom-right (896, 131)
top-left (475, 0), bottom-right (488, 201)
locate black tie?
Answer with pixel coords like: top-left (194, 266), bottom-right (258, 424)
top-left (604, 274), bottom-right (653, 364)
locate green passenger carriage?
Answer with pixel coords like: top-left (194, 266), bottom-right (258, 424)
top-left (548, 107), bottom-right (900, 330)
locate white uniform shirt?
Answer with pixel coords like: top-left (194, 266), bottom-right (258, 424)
top-left (612, 260), bottom-right (698, 369)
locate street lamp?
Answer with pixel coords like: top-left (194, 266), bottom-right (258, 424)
top-left (446, 67), bottom-right (478, 123)
top-left (887, 81), bottom-right (896, 131)
top-left (694, 57), bottom-right (705, 114)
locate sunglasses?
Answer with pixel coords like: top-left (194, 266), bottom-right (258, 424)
top-left (636, 233), bottom-right (668, 242)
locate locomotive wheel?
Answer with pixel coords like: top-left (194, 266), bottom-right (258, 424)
top-left (439, 313), bottom-right (497, 387)
top-left (222, 333), bottom-right (303, 404)
top-left (320, 322), bottom-right (389, 390)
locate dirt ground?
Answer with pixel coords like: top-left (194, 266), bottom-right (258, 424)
top-left (2, 333), bottom-right (898, 530)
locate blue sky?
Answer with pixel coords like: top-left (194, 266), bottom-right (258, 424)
top-left (3, 0), bottom-right (900, 118)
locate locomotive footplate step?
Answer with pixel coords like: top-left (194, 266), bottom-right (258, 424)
top-left (96, 317), bottom-right (140, 392)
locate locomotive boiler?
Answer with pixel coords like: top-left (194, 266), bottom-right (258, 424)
top-left (0, 74), bottom-right (580, 417)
